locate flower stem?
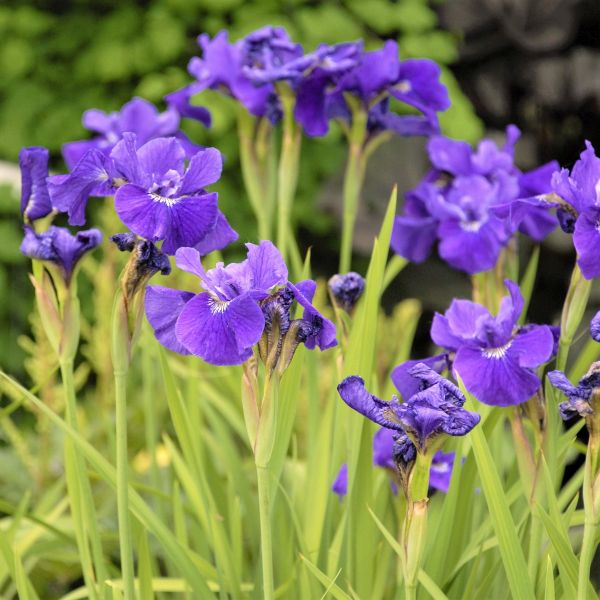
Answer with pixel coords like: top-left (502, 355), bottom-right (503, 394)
top-left (339, 105), bottom-right (368, 274)
top-left (60, 360), bottom-right (105, 599)
top-left (111, 294), bottom-right (135, 600)
top-left (578, 415), bottom-right (600, 600)
top-left (256, 464), bottom-right (274, 600)
top-left (238, 110), bottom-right (272, 240)
top-left (276, 85), bottom-right (301, 264)
top-left (558, 264), bottom-right (591, 371)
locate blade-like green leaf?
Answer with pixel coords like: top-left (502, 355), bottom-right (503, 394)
top-left (0, 371), bottom-right (213, 598)
top-left (299, 555), bottom-right (352, 600)
top-left (456, 375), bottom-right (535, 600)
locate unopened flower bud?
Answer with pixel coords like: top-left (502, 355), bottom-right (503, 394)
top-left (328, 272), bottom-right (365, 313)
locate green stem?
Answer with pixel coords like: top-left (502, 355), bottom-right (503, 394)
top-left (60, 360), bottom-right (103, 600)
top-left (256, 464), bottom-right (274, 600)
top-left (558, 264), bottom-right (591, 371)
top-left (111, 295), bottom-right (135, 600)
top-left (578, 422), bottom-right (600, 600)
top-left (577, 518), bottom-right (598, 600)
top-left (238, 110), bottom-right (271, 240)
top-left (339, 144), bottom-right (367, 273)
top-left (276, 87), bottom-right (302, 263)
top-left (339, 107), bottom-right (368, 274)
top-left (405, 582), bottom-right (417, 600)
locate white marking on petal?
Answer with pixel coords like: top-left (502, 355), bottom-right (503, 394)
top-left (208, 298), bottom-right (229, 315)
top-left (482, 340), bottom-right (513, 359)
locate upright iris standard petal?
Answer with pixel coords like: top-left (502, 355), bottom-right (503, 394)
top-left (186, 30), bottom-right (273, 117)
top-left (175, 292), bottom-right (265, 366)
top-left (21, 226), bottom-right (102, 283)
top-left (179, 148), bottom-right (223, 194)
top-left (19, 147), bottom-right (53, 222)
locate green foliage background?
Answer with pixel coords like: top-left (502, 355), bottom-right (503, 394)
top-left (0, 0), bottom-right (482, 375)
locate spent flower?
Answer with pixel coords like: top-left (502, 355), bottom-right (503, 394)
top-left (337, 363), bottom-right (479, 454)
top-left (548, 363), bottom-right (600, 420)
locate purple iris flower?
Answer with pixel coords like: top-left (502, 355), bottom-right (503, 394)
top-left (19, 147), bottom-right (54, 222)
top-left (332, 427), bottom-right (456, 497)
top-left (337, 363), bottom-right (479, 454)
top-left (21, 226), bottom-right (101, 284)
top-left (167, 31), bottom-right (274, 121)
top-left (297, 39), bottom-right (449, 138)
top-left (431, 279), bottom-right (555, 407)
top-left (547, 142), bottom-right (600, 279)
top-left (48, 133), bottom-right (236, 255)
top-left (62, 97), bottom-right (204, 170)
top-left (591, 311), bottom-right (600, 343)
top-left (328, 271), bottom-right (365, 312)
top-left (241, 26), bottom-right (308, 84)
top-left (548, 362), bottom-right (600, 420)
top-left (391, 126), bottom-right (558, 274)
top-left (145, 241), bottom-right (337, 366)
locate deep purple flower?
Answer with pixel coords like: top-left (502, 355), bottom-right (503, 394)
top-left (332, 427), bottom-right (455, 497)
top-left (19, 147), bottom-right (53, 222)
top-left (548, 363), bottom-right (600, 420)
top-left (328, 271), bottom-right (365, 312)
top-left (337, 363), bottom-right (479, 453)
top-left (168, 31), bottom-right (273, 120)
top-left (48, 133), bottom-right (236, 255)
top-left (21, 226), bottom-right (101, 284)
top-left (591, 311), bottom-right (600, 343)
top-left (392, 127), bottom-right (557, 273)
top-left (62, 97), bottom-right (204, 170)
top-left (297, 40), bottom-right (449, 138)
top-left (145, 241), bottom-right (337, 366)
top-left (550, 142), bottom-right (600, 279)
top-left (431, 280), bottom-right (554, 406)
top-left (241, 26), bottom-right (307, 84)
